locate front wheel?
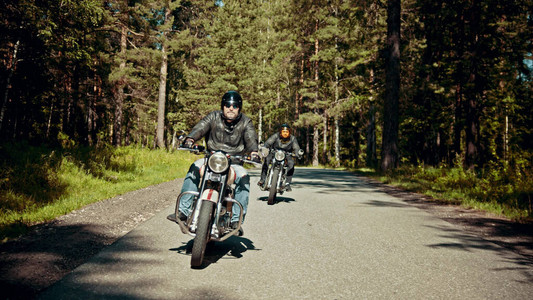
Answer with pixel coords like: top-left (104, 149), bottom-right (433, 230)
top-left (268, 168), bottom-right (279, 205)
top-left (191, 200), bottom-right (215, 267)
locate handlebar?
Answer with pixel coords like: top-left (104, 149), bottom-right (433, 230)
top-left (177, 145), bottom-right (205, 153)
top-left (177, 145), bottom-right (262, 167)
top-left (266, 148), bottom-right (304, 159)
top-left (234, 156), bottom-right (262, 167)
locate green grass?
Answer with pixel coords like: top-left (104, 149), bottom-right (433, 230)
top-left (0, 142), bottom-right (196, 242)
top-left (352, 165), bottom-right (533, 222)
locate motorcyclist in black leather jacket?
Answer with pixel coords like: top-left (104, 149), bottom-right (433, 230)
top-left (178, 91), bottom-right (259, 235)
top-left (258, 123), bottom-right (301, 191)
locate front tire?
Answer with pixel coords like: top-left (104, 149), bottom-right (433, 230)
top-left (268, 168), bottom-right (279, 205)
top-left (191, 201), bottom-right (215, 268)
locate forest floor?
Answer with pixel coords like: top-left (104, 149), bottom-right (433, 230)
top-left (0, 175), bottom-right (532, 300)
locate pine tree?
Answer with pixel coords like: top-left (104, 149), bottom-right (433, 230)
top-left (381, 0), bottom-right (400, 171)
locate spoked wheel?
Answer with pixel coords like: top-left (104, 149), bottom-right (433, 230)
top-left (268, 168), bottom-right (279, 205)
top-left (191, 201), bottom-right (215, 268)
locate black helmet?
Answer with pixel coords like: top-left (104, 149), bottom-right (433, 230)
top-left (221, 91), bottom-right (243, 111)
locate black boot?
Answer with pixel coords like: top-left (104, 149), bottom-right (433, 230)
top-left (231, 222), bottom-right (244, 236)
top-left (284, 176), bottom-right (292, 191)
top-left (166, 211), bottom-right (188, 222)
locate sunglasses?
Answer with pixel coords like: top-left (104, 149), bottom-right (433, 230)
top-left (224, 103), bottom-right (240, 109)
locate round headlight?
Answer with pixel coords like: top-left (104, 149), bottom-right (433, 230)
top-left (208, 152), bottom-right (229, 173)
top-left (274, 150), bottom-right (286, 161)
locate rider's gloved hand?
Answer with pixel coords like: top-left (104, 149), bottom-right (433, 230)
top-left (183, 138), bottom-right (194, 148)
top-left (296, 149), bottom-right (304, 160)
top-left (250, 151), bottom-right (261, 163)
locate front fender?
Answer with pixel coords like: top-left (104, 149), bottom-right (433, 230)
top-left (201, 189), bottom-right (219, 203)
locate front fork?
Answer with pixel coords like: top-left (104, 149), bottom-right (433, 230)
top-left (266, 164), bottom-right (276, 189)
top-left (267, 164), bottom-right (285, 191)
top-left (174, 191), bottom-right (244, 241)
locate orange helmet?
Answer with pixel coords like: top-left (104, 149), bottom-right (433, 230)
top-left (280, 123), bottom-right (291, 139)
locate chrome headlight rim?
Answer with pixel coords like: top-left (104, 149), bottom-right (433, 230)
top-left (274, 150), bottom-right (286, 161)
top-left (208, 152), bottom-right (230, 173)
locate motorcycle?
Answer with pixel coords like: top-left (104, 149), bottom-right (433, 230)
top-left (167, 143), bottom-right (260, 268)
top-left (260, 147), bottom-right (304, 205)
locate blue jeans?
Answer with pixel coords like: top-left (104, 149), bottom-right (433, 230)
top-left (179, 158), bottom-right (250, 223)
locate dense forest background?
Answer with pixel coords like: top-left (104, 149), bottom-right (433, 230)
top-left (1, 0), bottom-right (532, 173)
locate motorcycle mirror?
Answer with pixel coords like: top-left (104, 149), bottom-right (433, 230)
top-left (298, 149), bottom-right (305, 156)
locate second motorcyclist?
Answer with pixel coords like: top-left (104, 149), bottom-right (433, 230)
top-left (258, 123), bottom-right (301, 191)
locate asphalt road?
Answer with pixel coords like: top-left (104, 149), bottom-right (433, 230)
top-left (39, 168), bottom-right (533, 299)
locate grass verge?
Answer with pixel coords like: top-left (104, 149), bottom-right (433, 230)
top-left (352, 165), bottom-right (532, 222)
top-left (0, 142), bottom-right (196, 242)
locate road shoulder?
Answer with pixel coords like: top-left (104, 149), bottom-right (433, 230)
top-left (0, 179), bottom-right (183, 299)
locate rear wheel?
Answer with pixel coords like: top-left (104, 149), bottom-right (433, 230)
top-left (268, 168), bottom-right (279, 205)
top-left (191, 200), bottom-right (215, 267)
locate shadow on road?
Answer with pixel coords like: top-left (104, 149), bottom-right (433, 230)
top-left (37, 232), bottom-right (206, 299)
top-left (424, 224), bottom-right (533, 283)
top-left (288, 168), bottom-right (370, 193)
top-left (351, 170), bottom-right (533, 265)
top-left (0, 223), bottom-right (119, 299)
top-left (170, 235), bottom-right (259, 269)
top-left (260, 168), bottom-right (533, 269)
top-left (256, 195), bottom-right (295, 205)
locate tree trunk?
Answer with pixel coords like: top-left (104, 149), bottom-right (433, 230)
top-left (334, 70), bottom-right (340, 166)
top-left (156, 42), bottom-right (168, 149)
top-left (453, 8), bottom-right (465, 164)
top-left (113, 24), bottom-right (127, 146)
top-left (333, 3), bottom-right (340, 167)
top-left (313, 19), bottom-right (320, 167)
top-left (453, 82), bottom-right (463, 162)
top-left (46, 101), bottom-right (54, 139)
top-left (366, 69), bottom-right (377, 168)
top-left (323, 112), bottom-right (328, 160)
top-left (464, 88), bottom-right (479, 170)
top-left (295, 53), bottom-right (304, 121)
top-left (464, 6), bottom-right (482, 170)
top-left (334, 117), bottom-right (340, 166)
top-left (504, 114), bottom-right (508, 163)
top-left (313, 124), bottom-right (319, 167)
top-left (366, 104), bottom-right (377, 168)
top-left (72, 67), bottom-right (84, 144)
top-left (381, 0), bottom-right (400, 171)
top-left (258, 108), bottom-right (263, 143)
top-left (87, 69), bottom-right (98, 145)
top-left (63, 75), bottom-right (74, 138)
top-left (0, 40), bottom-right (19, 133)
top-left (305, 126), bottom-right (310, 160)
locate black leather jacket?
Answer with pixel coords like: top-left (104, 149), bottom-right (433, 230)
top-left (187, 111), bottom-right (258, 156)
top-left (263, 133), bottom-right (301, 156)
